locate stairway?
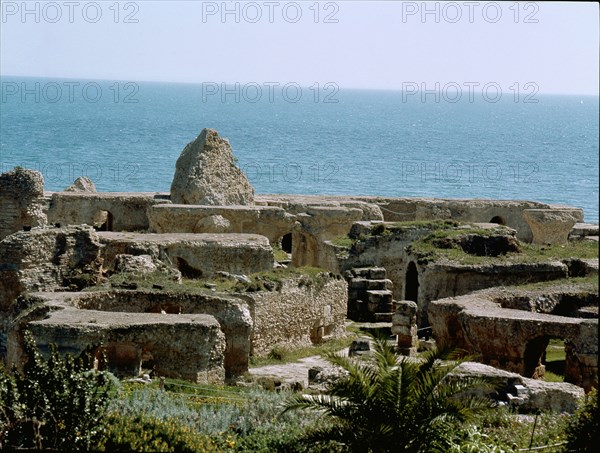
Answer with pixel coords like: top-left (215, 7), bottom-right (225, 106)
top-left (346, 266), bottom-right (395, 322)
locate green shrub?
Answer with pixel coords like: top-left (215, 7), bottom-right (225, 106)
top-left (0, 332), bottom-right (117, 450)
top-left (97, 413), bottom-right (231, 452)
top-left (285, 334), bottom-right (497, 452)
top-left (565, 388), bottom-right (598, 453)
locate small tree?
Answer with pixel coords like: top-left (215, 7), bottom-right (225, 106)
top-left (0, 331), bottom-right (116, 450)
top-left (285, 334), bottom-right (496, 452)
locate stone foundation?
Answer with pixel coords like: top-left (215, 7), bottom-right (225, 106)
top-left (428, 286), bottom-right (598, 391)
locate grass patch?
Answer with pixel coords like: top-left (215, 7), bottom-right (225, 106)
top-left (513, 274), bottom-right (598, 292)
top-left (249, 334), bottom-right (356, 367)
top-left (272, 244), bottom-right (289, 262)
top-left (474, 408), bottom-right (570, 451)
top-left (95, 266), bottom-right (338, 295)
top-left (331, 236), bottom-right (355, 248)
top-left (408, 231), bottom-right (598, 265)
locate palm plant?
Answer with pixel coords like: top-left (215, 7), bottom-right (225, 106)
top-left (285, 334), bottom-right (496, 453)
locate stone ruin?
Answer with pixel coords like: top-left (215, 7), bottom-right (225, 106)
top-left (1, 128), bottom-right (597, 399)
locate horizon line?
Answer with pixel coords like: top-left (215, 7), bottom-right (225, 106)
top-left (1, 73), bottom-right (598, 97)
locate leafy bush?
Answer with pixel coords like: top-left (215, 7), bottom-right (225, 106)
top-left (565, 388), bottom-right (598, 453)
top-left (97, 413), bottom-right (230, 452)
top-left (0, 332), bottom-right (117, 450)
top-left (285, 334), bottom-right (496, 452)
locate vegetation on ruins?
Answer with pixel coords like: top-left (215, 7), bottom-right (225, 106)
top-left (407, 231), bottom-right (598, 265)
top-left (96, 266), bottom-right (338, 294)
top-left (284, 334), bottom-right (497, 452)
top-left (0, 332), bottom-right (596, 452)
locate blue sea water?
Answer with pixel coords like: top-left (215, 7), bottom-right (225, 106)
top-left (1, 76), bottom-right (598, 223)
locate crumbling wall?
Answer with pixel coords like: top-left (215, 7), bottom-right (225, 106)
top-left (66, 290), bottom-right (253, 378)
top-left (47, 192), bottom-right (169, 231)
top-left (0, 168), bottom-right (47, 240)
top-left (429, 289), bottom-right (598, 391)
top-left (98, 232), bottom-right (274, 278)
top-left (148, 204), bottom-right (295, 243)
top-left (27, 305), bottom-right (226, 383)
top-left (0, 226), bottom-right (103, 311)
top-left (236, 274), bottom-right (347, 356)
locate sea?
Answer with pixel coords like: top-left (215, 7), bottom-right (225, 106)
top-left (1, 76), bottom-right (598, 223)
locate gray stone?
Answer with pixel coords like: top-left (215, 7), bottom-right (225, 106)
top-left (170, 128), bottom-right (255, 205)
top-left (193, 215), bottom-right (231, 233)
top-left (452, 362), bottom-right (585, 413)
top-left (65, 176), bottom-right (97, 193)
top-left (0, 167), bottom-right (47, 240)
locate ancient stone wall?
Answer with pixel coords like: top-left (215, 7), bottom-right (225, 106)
top-left (428, 288), bottom-right (598, 391)
top-left (416, 261), bottom-right (568, 326)
top-left (0, 168), bottom-right (47, 240)
top-left (47, 192), bottom-right (169, 232)
top-left (0, 226), bottom-right (103, 311)
top-left (98, 232), bottom-right (274, 278)
top-left (148, 204), bottom-right (295, 243)
top-left (236, 274), bottom-right (347, 356)
top-left (28, 304), bottom-right (226, 383)
top-left (296, 195), bottom-right (584, 243)
top-left (67, 290), bottom-right (253, 378)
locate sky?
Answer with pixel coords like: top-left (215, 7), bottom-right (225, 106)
top-left (0, 1), bottom-right (598, 95)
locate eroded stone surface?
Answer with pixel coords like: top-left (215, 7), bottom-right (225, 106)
top-left (0, 168), bottom-right (47, 240)
top-left (28, 303), bottom-right (226, 383)
top-left (0, 226), bottom-right (103, 311)
top-left (98, 232), bottom-right (273, 278)
top-left (524, 209), bottom-right (582, 245)
top-left (170, 129), bottom-right (254, 205)
top-left (452, 362), bottom-right (584, 413)
top-left (429, 285), bottom-right (598, 391)
top-left (64, 176), bottom-right (97, 193)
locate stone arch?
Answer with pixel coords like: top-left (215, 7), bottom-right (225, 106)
top-left (405, 261), bottom-right (419, 303)
top-left (93, 210), bottom-right (113, 231)
top-left (489, 215), bottom-right (506, 225)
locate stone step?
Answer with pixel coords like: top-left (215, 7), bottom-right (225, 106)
top-left (571, 223), bottom-right (599, 237)
top-left (367, 290), bottom-right (393, 304)
top-left (374, 312), bottom-right (393, 322)
top-left (351, 267), bottom-right (387, 279)
top-left (349, 278), bottom-right (368, 289)
top-left (351, 267), bottom-right (372, 277)
top-left (366, 279), bottom-right (393, 290)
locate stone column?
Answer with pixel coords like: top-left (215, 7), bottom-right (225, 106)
top-left (392, 300), bottom-right (418, 356)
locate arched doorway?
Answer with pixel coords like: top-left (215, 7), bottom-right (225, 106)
top-left (281, 233), bottom-right (293, 254)
top-left (405, 262), bottom-right (419, 302)
top-left (489, 216), bottom-right (505, 225)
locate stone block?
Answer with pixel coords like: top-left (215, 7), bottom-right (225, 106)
top-left (369, 267), bottom-right (386, 279)
top-left (523, 208), bottom-right (582, 245)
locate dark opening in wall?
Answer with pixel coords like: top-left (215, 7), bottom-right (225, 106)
top-left (93, 210), bottom-right (113, 231)
top-left (490, 216), bottom-right (505, 225)
top-left (281, 233), bottom-right (293, 253)
top-left (524, 336), bottom-right (549, 378)
top-left (175, 257), bottom-right (203, 279)
top-left (405, 262), bottom-right (419, 302)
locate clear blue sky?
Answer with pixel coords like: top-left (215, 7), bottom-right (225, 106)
top-left (1, 1), bottom-right (598, 95)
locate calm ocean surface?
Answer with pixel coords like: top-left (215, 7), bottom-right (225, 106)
top-left (1, 76), bottom-right (598, 222)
